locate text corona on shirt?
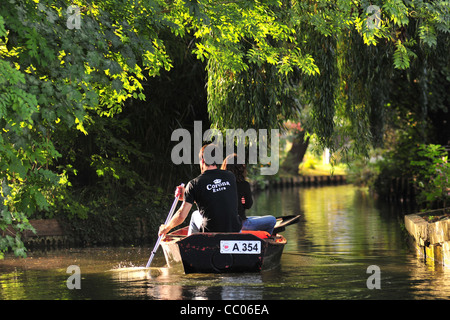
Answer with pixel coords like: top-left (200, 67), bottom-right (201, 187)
top-left (206, 179), bottom-right (231, 192)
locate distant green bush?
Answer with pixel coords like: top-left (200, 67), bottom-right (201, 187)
top-left (410, 144), bottom-right (450, 209)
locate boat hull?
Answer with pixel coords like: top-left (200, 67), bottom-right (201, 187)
top-left (161, 228), bottom-right (286, 274)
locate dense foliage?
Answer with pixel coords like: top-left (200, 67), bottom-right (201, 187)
top-left (1, 0), bottom-right (449, 258)
top-left (0, 0), bottom-right (176, 257)
top-left (411, 144), bottom-right (450, 209)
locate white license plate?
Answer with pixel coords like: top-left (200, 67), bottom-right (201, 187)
top-left (220, 240), bottom-right (261, 254)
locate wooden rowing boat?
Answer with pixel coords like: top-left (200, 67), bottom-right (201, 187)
top-left (160, 215), bottom-right (300, 274)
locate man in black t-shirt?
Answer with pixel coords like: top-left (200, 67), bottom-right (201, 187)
top-left (158, 144), bottom-right (241, 237)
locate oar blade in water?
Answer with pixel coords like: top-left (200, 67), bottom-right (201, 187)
top-left (109, 266), bottom-right (170, 280)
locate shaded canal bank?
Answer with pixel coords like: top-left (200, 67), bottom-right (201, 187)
top-left (250, 174), bottom-right (347, 192)
top-left (1, 184), bottom-right (450, 300)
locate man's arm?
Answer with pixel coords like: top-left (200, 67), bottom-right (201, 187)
top-left (158, 201), bottom-right (192, 237)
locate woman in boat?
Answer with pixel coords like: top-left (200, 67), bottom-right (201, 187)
top-left (221, 153), bottom-right (276, 234)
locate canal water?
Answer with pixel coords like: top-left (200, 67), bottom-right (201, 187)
top-left (1, 184), bottom-right (450, 300)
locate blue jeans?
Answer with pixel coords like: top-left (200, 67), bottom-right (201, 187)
top-left (241, 216), bottom-right (277, 235)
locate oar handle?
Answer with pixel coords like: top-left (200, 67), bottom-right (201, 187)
top-left (145, 183), bottom-right (184, 268)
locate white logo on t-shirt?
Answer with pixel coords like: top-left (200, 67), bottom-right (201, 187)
top-left (206, 179), bottom-right (230, 193)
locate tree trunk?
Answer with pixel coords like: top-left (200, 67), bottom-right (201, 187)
top-left (281, 132), bottom-right (310, 175)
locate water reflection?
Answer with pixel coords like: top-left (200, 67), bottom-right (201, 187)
top-left (1, 185), bottom-right (450, 299)
top-left (109, 265), bottom-right (267, 300)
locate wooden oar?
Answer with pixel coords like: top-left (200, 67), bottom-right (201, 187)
top-left (145, 183), bottom-right (184, 268)
top-left (273, 214), bottom-right (301, 234)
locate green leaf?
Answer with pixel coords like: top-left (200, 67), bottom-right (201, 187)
top-left (419, 24), bottom-right (437, 47)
